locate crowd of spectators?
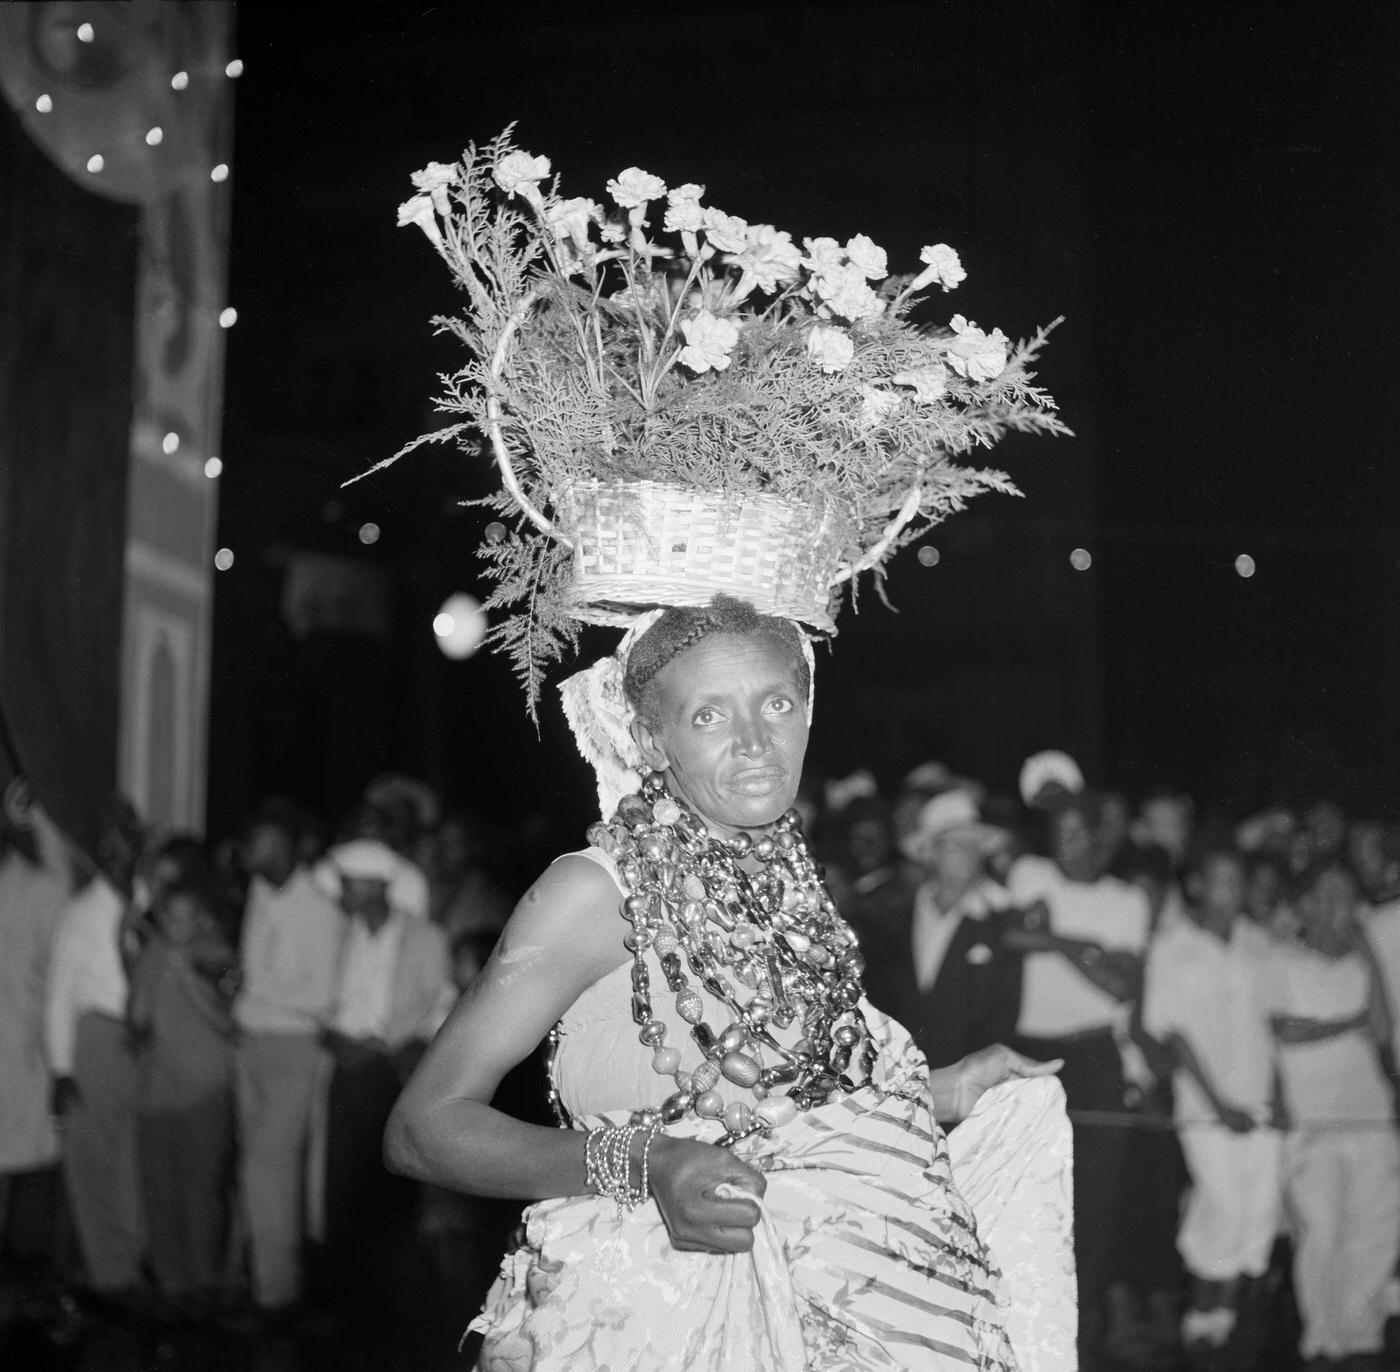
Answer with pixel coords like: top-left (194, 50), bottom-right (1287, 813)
top-left (814, 754), bottom-right (1400, 1372)
top-left (3, 758), bottom-right (1400, 1371)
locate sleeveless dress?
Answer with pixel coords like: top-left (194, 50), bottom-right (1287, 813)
top-left (469, 850), bottom-right (1076, 1371)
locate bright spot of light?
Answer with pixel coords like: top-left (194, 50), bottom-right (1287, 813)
top-left (86, 154), bottom-right (104, 173)
top-left (1070, 547), bottom-right (1092, 571)
top-left (35, 94), bottom-right (53, 114)
top-left (214, 548), bottom-right (235, 572)
top-left (145, 126), bottom-right (164, 146)
top-left (204, 457), bottom-right (223, 479)
top-left (210, 163), bottom-right (229, 183)
top-left (1235, 554), bottom-right (1256, 579)
top-left (171, 71), bottom-right (189, 91)
top-left (218, 306), bottom-right (238, 328)
top-left (225, 59), bottom-right (244, 78)
top-left (433, 593), bottom-right (488, 660)
top-left (916, 545), bottom-right (940, 568)
top-left (484, 521), bottom-right (507, 544)
top-left (76, 22), bottom-right (94, 42)
top-left (358, 522), bottom-right (381, 546)
top-left (161, 432), bottom-right (180, 455)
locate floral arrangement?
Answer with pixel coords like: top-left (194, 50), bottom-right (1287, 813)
top-left (379, 127), bottom-right (1068, 710)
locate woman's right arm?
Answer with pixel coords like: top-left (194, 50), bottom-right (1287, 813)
top-left (383, 854), bottom-right (625, 1199)
top-left (383, 855), bottom-right (767, 1249)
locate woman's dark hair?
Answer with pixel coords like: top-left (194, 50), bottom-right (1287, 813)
top-left (623, 595), bottom-right (809, 724)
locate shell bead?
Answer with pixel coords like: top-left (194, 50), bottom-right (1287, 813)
top-left (720, 1051), bottom-right (762, 1088)
top-left (651, 1047), bottom-right (681, 1075)
top-left (675, 989), bottom-right (705, 1024)
top-left (694, 1090), bottom-right (725, 1119)
top-left (722, 1101), bottom-right (753, 1133)
top-left (652, 799), bottom-right (682, 825)
top-left (754, 1096), bottom-right (798, 1129)
top-left (718, 1023), bottom-right (749, 1054)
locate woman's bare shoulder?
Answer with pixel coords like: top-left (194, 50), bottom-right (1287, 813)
top-left (496, 851), bottom-right (626, 976)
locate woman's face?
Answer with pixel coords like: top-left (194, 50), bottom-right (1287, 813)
top-left (633, 633), bottom-right (808, 838)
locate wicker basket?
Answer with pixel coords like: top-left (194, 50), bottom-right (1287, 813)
top-left (552, 480), bottom-right (848, 630)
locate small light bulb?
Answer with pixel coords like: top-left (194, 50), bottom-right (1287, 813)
top-left (484, 521), bottom-right (506, 544)
top-left (76, 22), bottom-right (94, 42)
top-left (214, 548), bottom-right (235, 571)
top-left (432, 612), bottom-right (455, 638)
top-left (86, 154), bottom-right (104, 173)
top-left (225, 59), bottom-right (244, 78)
top-left (204, 457), bottom-right (223, 479)
top-left (35, 94), bottom-right (53, 114)
top-left (358, 522), bottom-right (381, 546)
top-left (1235, 554), bottom-right (1256, 579)
top-left (1070, 547), bottom-right (1092, 571)
top-left (916, 545), bottom-right (940, 568)
top-left (218, 307), bottom-right (238, 328)
top-left (210, 163), bottom-right (229, 183)
top-left (171, 71), bottom-right (189, 91)
top-left (161, 432), bottom-right (180, 455)
top-left (145, 126), bottom-right (163, 146)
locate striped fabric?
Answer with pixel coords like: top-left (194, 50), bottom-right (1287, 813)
top-left (469, 1074), bottom-right (1072, 1370)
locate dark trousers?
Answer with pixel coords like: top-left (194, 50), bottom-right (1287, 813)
top-left (321, 1049), bottom-right (416, 1315)
top-left (1018, 1029), bottom-right (1133, 1313)
top-left (138, 1091), bottom-right (234, 1296)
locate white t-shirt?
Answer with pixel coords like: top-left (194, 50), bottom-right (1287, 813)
top-left (1008, 855), bottom-right (1150, 1037)
top-left (1142, 916), bottom-right (1275, 1121)
top-left (1263, 941), bottom-right (1391, 1124)
top-left (333, 912), bottom-right (406, 1040)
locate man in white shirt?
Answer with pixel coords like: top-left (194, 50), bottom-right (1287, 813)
top-left (234, 802), bottom-right (346, 1316)
top-left (1005, 790), bottom-right (1150, 1347)
top-left (317, 838), bottom-right (453, 1314)
top-left (43, 806), bottom-right (144, 1298)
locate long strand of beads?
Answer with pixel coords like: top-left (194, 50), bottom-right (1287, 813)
top-left (585, 771), bottom-right (877, 1147)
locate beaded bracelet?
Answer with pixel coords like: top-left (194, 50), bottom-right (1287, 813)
top-left (585, 1120), bottom-right (664, 1216)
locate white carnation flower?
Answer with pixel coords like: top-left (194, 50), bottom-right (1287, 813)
top-left (663, 183), bottom-right (706, 233)
top-left (547, 197), bottom-right (601, 256)
top-left (807, 325), bottom-right (854, 374)
top-left (410, 161), bottom-right (458, 215)
top-left (701, 208), bottom-right (749, 255)
top-left (396, 193), bottom-right (442, 246)
top-left (726, 224), bottom-right (803, 293)
top-left (844, 234), bottom-right (888, 280)
top-left (801, 236), bottom-right (846, 274)
top-left (944, 315), bottom-right (1009, 382)
top-left (677, 309), bottom-right (740, 373)
top-left (890, 365), bottom-right (950, 402)
top-left (599, 217), bottom-right (627, 245)
top-left (812, 263), bottom-right (885, 323)
top-left (607, 167), bottom-right (667, 209)
top-left (911, 243), bottom-right (967, 293)
top-left (858, 385), bottom-right (902, 429)
top-left (493, 151), bottom-right (552, 199)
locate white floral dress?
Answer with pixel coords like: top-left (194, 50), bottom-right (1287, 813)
top-left (469, 851), bottom-right (1076, 1371)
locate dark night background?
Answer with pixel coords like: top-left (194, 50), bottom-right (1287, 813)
top-left (209, 0), bottom-right (1400, 840)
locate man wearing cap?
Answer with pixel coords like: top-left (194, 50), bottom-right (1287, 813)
top-left (315, 837), bottom-right (453, 1312)
top-left (1005, 786), bottom-right (1151, 1350)
top-left (861, 790), bottom-right (1022, 1072)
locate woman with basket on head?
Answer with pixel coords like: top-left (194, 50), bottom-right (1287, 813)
top-left (376, 134), bottom-right (1076, 1370)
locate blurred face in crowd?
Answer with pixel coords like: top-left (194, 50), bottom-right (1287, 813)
top-left (633, 634), bottom-right (808, 837)
top-left (1349, 821), bottom-right (1388, 896)
top-left (846, 817), bottom-right (892, 875)
top-left (1049, 805), bottom-right (1097, 883)
top-left (157, 891), bottom-right (202, 946)
top-left (242, 822), bottom-right (297, 889)
top-left (1194, 853), bottom-right (1245, 924)
top-left (1245, 860), bottom-right (1284, 925)
top-left (1304, 801), bottom-right (1347, 861)
top-left (928, 831), bottom-right (985, 890)
top-left (1136, 796), bottom-right (1191, 864)
top-left (1299, 866), bottom-right (1360, 958)
top-left (339, 875), bottom-right (392, 930)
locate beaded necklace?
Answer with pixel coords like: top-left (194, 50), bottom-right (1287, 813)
top-left (548, 771), bottom-right (876, 1147)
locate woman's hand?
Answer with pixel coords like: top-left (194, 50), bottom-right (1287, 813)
top-left (927, 1044), bottom-right (1063, 1124)
top-left (648, 1135), bottom-right (767, 1254)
